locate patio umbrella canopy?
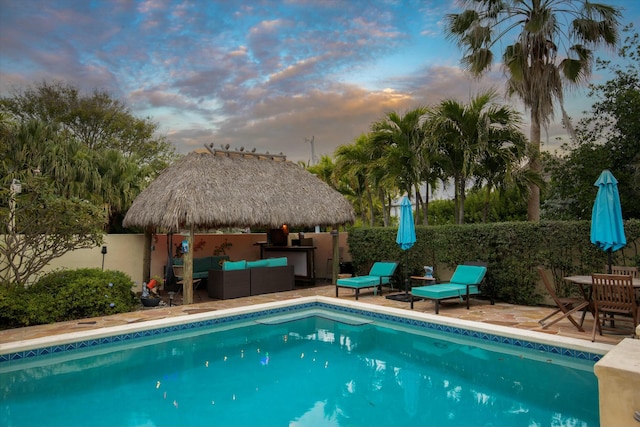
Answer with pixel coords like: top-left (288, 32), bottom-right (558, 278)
top-left (123, 147), bottom-right (355, 304)
top-left (590, 169), bottom-right (626, 273)
top-left (388, 196), bottom-right (415, 301)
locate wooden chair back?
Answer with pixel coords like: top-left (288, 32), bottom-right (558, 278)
top-left (537, 267), bottom-right (562, 305)
top-left (536, 267), bottom-right (588, 331)
top-left (591, 273), bottom-right (639, 340)
top-left (610, 265), bottom-right (638, 277)
top-left (591, 274), bottom-right (637, 314)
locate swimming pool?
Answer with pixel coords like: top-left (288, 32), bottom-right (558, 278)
top-left (0, 297), bottom-right (612, 426)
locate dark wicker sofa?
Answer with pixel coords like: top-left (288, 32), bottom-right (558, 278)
top-left (207, 258), bottom-right (294, 300)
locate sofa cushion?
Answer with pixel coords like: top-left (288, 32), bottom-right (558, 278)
top-left (265, 257), bottom-right (288, 267)
top-left (247, 259), bottom-right (269, 269)
top-left (223, 260), bottom-right (247, 271)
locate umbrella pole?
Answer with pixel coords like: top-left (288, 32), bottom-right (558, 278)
top-left (404, 250), bottom-right (409, 295)
top-left (607, 249), bottom-right (612, 274)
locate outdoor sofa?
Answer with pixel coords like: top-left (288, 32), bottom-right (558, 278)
top-left (208, 257), bottom-right (294, 299)
top-left (173, 255), bottom-right (229, 280)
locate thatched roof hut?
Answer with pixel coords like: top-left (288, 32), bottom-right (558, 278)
top-left (123, 149), bottom-right (354, 231)
top-left (123, 148), bottom-right (355, 304)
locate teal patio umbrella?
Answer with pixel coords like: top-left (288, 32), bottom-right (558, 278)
top-left (590, 170), bottom-right (626, 273)
top-left (395, 196), bottom-right (416, 298)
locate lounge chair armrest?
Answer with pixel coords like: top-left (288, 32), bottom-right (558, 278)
top-left (378, 274), bottom-right (394, 284)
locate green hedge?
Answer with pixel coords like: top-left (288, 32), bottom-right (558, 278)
top-left (0, 268), bottom-right (139, 329)
top-left (347, 219), bottom-right (640, 306)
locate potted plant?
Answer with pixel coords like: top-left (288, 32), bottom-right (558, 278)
top-left (140, 279), bottom-right (162, 307)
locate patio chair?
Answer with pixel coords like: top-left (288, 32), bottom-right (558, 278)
top-left (172, 265), bottom-right (203, 301)
top-left (464, 261), bottom-right (494, 305)
top-left (410, 264), bottom-right (487, 314)
top-left (591, 273), bottom-right (639, 341)
top-left (610, 265), bottom-right (638, 277)
top-left (537, 267), bottom-right (589, 332)
top-left (335, 261), bottom-right (398, 300)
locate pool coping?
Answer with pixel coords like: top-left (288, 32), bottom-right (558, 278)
top-left (0, 296), bottom-right (613, 364)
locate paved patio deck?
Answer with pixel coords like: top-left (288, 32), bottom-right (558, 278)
top-left (0, 282), bottom-right (629, 346)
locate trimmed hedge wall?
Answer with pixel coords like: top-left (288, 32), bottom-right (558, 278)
top-left (347, 220), bottom-right (640, 306)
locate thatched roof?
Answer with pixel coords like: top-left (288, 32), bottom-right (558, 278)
top-left (123, 149), bottom-right (355, 231)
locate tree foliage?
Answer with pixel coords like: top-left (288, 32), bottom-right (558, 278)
top-left (427, 89), bottom-right (528, 224)
top-left (545, 24), bottom-right (640, 220)
top-left (446, 0), bottom-right (621, 221)
top-left (0, 81), bottom-right (177, 231)
top-left (1, 81), bottom-right (175, 168)
top-left (323, 95), bottom-right (531, 226)
top-left (0, 176), bottom-right (106, 285)
top-left (0, 81), bottom-right (178, 284)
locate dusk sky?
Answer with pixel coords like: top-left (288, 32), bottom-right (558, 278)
top-left (1, 0), bottom-right (639, 164)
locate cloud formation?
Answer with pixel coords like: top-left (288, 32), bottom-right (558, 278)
top-left (1, 0), bottom-right (636, 163)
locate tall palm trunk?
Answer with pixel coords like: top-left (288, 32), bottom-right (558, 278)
top-left (422, 183), bottom-right (430, 226)
top-left (483, 185), bottom-right (491, 223)
top-left (455, 175), bottom-right (466, 224)
top-left (367, 187), bottom-right (375, 226)
top-left (528, 113), bottom-right (541, 221)
top-left (378, 187), bottom-right (390, 226)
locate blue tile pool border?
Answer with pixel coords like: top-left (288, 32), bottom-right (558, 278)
top-left (0, 301), bottom-right (603, 365)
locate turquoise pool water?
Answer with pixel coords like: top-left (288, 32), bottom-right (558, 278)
top-left (0, 306), bottom-right (598, 427)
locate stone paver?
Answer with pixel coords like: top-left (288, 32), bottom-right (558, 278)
top-left (0, 283), bottom-right (627, 346)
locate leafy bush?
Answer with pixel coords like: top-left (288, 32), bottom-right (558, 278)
top-left (0, 268), bottom-right (138, 328)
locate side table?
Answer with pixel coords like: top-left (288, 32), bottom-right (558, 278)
top-left (409, 276), bottom-right (436, 289)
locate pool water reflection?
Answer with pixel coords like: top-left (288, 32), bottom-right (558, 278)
top-left (0, 307), bottom-right (598, 427)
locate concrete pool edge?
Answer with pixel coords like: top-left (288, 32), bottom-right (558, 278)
top-left (0, 296), bottom-right (613, 361)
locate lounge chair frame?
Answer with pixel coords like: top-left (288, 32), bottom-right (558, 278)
top-left (410, 264), bottom-right (487, 314)
top-left (335, 261), bottom-right (398, 300)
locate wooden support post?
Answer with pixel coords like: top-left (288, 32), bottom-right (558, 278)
top-left (183, 228), bottom-right (194, 304)
top-left (331, 227), bottom-right (339, 284)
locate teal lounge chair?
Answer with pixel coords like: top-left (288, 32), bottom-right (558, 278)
top-left (410, 264), bottom-right (487, 314)
top-left (336, 261), bottom-right (398, 300)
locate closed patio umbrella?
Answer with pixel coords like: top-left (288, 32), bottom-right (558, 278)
top-left (387, 196), bottom-right (416, 301)
top-left (590, 170), bottom-right (626, 273)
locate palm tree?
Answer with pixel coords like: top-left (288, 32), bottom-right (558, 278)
top-left (334, 135), bottom-right (374, 225)
top-left (306, 155), bottom-right (337, 190)
top-left (472, 109), bottom-right (533, 222)
top-left (370, 107), bottom-right (431, 223)
top-left (446, 0), bottom-right (621, 221)
top-left (427, 90), bottom-right (528, 224)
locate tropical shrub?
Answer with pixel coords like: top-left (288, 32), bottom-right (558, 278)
top-left (0, 268), bottom-right (138, 328)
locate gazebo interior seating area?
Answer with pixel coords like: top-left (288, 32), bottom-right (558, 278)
top-left (123, 147), bottom-right (355, 305)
